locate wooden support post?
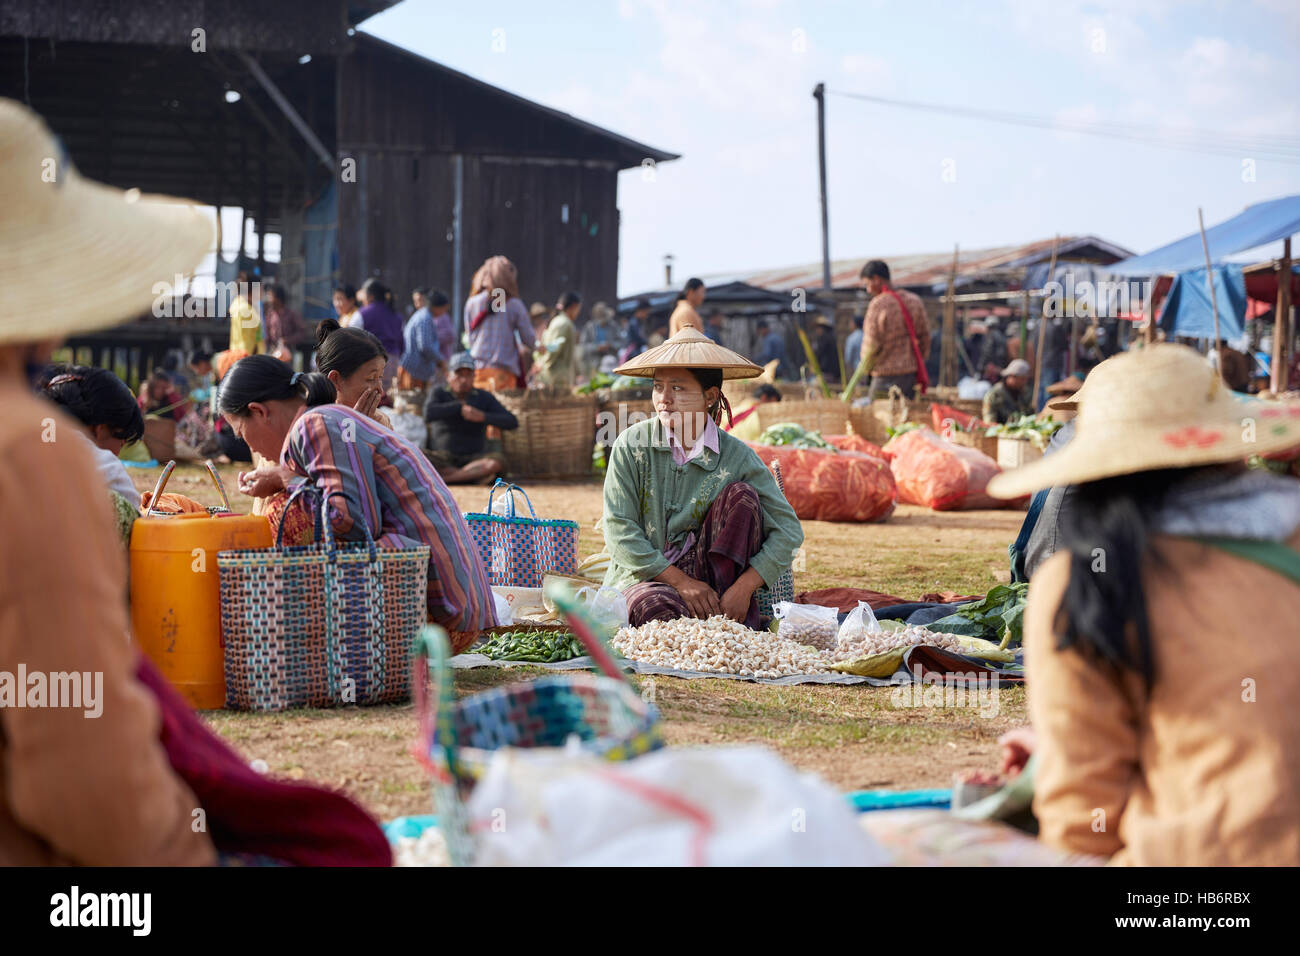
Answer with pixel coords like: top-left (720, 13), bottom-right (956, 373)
top-left (1032, 235), bottom-right (1059, 404)
top-left (1272, 237), bottom-right (1292, 392)
top-left (940, 244), bottom-right (958, 387)
top-left (1197, 207), bottom-right (1225, 383)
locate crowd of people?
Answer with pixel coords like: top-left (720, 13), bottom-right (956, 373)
top-left (4, 96), bottom-right (1298, 869)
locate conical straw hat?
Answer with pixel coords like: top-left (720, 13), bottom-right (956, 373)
top-left (614, 326), bottom-right (763, 380)
top-left (0, 98), bottom-right (214, 345)
top-left (987, 343), bottom-right (1300, 499)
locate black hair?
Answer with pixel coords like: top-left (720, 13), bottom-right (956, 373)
top-left (852, 315), bottom-right (864, 329)
top-left (756, 320), bottom-right (770, 332)
top-left (189, 350), bottom-right (212, 367)
top-left (267, 283), bottom-right (287, 302)
top-left (217, 355), bottom-right (336, 415)
top-left (752, 384), bottom-right (782, 402)
top-left (675, 277), bottom-right (705, 304)
top-left (334, 283), bottom-right (357, 300)
top-left (429, 289), bottom-right (450, 308)
top-left (150, 367), bottom-right (172, 382)
top-left (413, 286), bottom-right (431, 299)
top-left (1052, 467), bottom-right (1194, 689)
top-left (162, 352), bottom-right (182, 373)
top-left (41, 365), bottom-right (146, 443)
top-left (314, 318), bottom-right (387, 378)
top-left (557, 291), bottom-right (582, 310)
top-left (360, 277), bottom-right (393, 307)
top-left (860, 259), bottom-right (890, 281)
top-left (635, 298), bottom-right (651, 312)
top-left (685, 368), bottom-right (733, 427)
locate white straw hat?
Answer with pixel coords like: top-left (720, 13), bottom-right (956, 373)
top-left (613, 326), bottom-right (763, 380)
top-left (0, 98), bottom-right (214, 345)
top-left (987, 343), bottom-right (1300, 499)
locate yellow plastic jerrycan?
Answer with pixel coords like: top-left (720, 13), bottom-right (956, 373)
top-left (129, 462), bottom-right (271, 709)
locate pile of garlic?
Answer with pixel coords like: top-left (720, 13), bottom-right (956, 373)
top-left (613, 615), bottom-right (831, 679)
top-left (830, 624), bottom-right (968, 663)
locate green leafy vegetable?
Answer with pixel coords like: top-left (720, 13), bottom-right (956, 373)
top-left (475, 629), bottom-right (585, 663)
top-left (984, 415), bottom-right (1062, 450)
top-left (758, 423), bottom-right (836, 451)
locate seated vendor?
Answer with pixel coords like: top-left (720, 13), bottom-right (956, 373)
top-left (981, 358), bottom-right (1034, 424)
top-left (315, 319), bottom-right (393, 429)
top-left (724, 383), bottom-right (782, 442)
top-left (40, 365), bottom-right (145, 542)
top-left (424, 353), bottom-right (519, 485)
top-left (601, 327), bottom-right (803, 628)
top-left (139, 367), bottom-right (187, 422)
top-left (988, 344), bottom-right (1300, 865)
top-left (219, 355), bottom-right (497, 650)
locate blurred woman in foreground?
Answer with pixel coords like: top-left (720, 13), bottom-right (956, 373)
top-left (0, 99), bottom-right (388, 865)
top-left (988, 344), bottom-right (1300, 865)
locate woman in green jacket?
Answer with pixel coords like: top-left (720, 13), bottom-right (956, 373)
top-left (601, 328), bottom-right (803, 628)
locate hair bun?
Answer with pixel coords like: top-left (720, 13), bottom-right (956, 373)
top-left (315, 317), bottom-right (342, 347)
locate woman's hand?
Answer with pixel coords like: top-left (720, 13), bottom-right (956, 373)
top-left (237, 465), bottom-right (287, 498)
top-left (719, 580), bottom-right (757, 622)
top-left (673, 575), bottom-right (722, 619)
top-left (353, 386), bottom-right (386, 421)
top-left (998, 726), bottom-right (1038, 777)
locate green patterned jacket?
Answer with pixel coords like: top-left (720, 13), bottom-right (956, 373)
top-left (601, 417), bottom-right (803, 592)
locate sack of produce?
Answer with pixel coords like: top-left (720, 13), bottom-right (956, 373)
top-left (827, 624), bottom-right (1015, 678)
top-left (746, 442), bottom-right (896, 523)
top-left (824, 433), bottom-right (885, 458)
top-left (883, 427), bottom-right (1006, 511)
top-left (772, 601), bottom-right (838, 651)
top-left (835, 600), bottom-right (882, 648)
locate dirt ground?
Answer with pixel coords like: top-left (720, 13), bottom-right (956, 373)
top-left (133, 463), bottom-right (1028, 820)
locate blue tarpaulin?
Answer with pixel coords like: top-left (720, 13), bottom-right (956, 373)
top-left (1109, 195), bottom-right (1300, 276)
top-left (1158, 265), bottom-right (1247, 341)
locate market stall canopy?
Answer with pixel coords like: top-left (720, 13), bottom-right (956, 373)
top-left (1156, 265), bottom-right (1247, 341)
top-left (1109, 195), bottom-right (1300, 276)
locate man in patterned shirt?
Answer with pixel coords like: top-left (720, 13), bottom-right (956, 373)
top-left (858, 259), bottom-right (931, 400)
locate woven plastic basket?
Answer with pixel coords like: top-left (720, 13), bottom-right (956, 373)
top-left (497, 390), bottom-right (597, 479)
top-left (416, 579), bottom-right (663, 865)
top-left (218, 489), bottom-right (429, 711)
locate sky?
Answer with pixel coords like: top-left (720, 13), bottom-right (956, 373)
top-left (356, 0), bottom-right (1300, 296)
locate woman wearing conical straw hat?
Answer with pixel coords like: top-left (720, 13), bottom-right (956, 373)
top-left (0, 100), bottom-right (388, 865)
top-left (601, 327), bottom-right (803, 628)
top-left (986, 343), bottom-right (1300, 865)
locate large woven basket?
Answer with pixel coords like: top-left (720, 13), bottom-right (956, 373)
top-left (597, 395), bottom-right (657, 442)
top-left (754, 398), bottom-right (852, 437)
top-left (142, 416), bottom-right (176, 461)
top-left (496, 391), bottom-right (597, 479)
top-left (948, 428), bottom-right (1000, 459)
top-left (847, 405), bottom-right (890, 445)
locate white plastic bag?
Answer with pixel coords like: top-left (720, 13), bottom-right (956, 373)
top-left (772, 601), bottom-right (838, 651)
top-left (491, 590), bottom-right (514, 627)
top-left (575, 585), bottom-right (629, 633)
top-left (391, 411), bottom-right (428, 449)
top-left (836, 600), bottom-right (881, 649)
top-left (466, 745), bottom-right (889, 866)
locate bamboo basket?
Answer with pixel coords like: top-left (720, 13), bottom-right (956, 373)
top-left (753, 398), bottom-right (853, 437)
top-left (948, 429), bottom-right (1000, 459)
top-left (597, 391), bottom-right (656, 441)
top-left (847, 405), bottom-right (890, 445)
top-left (497, 391), bottom-right (597, 479)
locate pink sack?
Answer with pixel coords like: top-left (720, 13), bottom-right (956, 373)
top-left (883, 428), bottom-right (1006, 511)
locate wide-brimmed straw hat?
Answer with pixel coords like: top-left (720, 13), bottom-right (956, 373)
top-left (613, 326), bottom-right (763, 380)
top-left (987, 343), bottom-right (1300, 499)
top-left (0, 98), bottom-right (213, 345)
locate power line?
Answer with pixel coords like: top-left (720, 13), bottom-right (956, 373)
top-left (827, 88), bottom-right (1300, 163)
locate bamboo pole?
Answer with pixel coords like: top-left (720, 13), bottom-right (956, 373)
top-left (1032, 235), bottom-right (1060, 406)
top-left (796, 326), bottom-right (832, 398)
top-left (1271, 237), bottom-right (1292, 393)
top-left (940, 244), bottom-right (959, 387)
top-left (1197, 207), bottom-right (1225, 383)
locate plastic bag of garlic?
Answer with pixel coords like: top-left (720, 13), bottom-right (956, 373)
top-left (612, 615), bottom-right (832, 679)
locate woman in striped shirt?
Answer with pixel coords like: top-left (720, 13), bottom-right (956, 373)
top-left (219, 356), bottom-right (497, 649)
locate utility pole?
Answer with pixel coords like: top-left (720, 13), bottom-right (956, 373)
top-left (814, 83), bottom-right (831, 292)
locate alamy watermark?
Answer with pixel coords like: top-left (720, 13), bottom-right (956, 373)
top-left (0, 665), bottom-right (103, 718)
top-left (151, 275), bottom-right (262, 321)
top-left (1043, 275), bottom-right (1152, 320)
top-left (891, 668), bottom-right (1000, 718)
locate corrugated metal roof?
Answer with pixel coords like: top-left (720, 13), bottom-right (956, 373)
top-left (704, 235), bottom-right (1135, 294)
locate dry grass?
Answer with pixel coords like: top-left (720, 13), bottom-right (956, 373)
top-left (132, 462), bottom-right (1027, 818)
